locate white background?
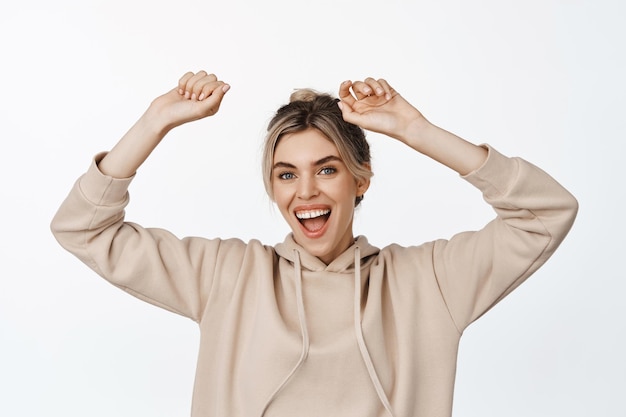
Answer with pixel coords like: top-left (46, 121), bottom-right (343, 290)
top-left (1, 0), bottom-right (624, 416)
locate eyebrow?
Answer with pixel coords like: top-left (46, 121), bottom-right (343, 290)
top-left (273, 155), bottom-right (342, 170)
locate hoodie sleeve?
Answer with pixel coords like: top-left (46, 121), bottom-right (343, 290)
top-left (432, 145), bottom-right (578, 332)
top-left (50, 153), bottom-right (247, 322)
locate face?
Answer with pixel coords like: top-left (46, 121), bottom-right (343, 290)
top-left (272, 128), bottom-right (370, 264)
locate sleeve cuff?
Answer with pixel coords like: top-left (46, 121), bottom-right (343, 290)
top-left (461, 144), bottom-right (520, 198)
top-left (78, 152), bottom-right (135, 205)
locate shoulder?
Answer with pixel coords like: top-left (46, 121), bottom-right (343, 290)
top-left (202, 237), bottom-right (277, 259)
top-left (373, 240), bottom-right (439, 269)
top-left (379, 240), bottom-right (436, 255)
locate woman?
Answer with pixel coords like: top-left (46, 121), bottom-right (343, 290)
top-left (51, 71), bottom-right (578, 417)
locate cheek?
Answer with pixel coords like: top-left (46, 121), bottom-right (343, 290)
top-left (335, 178), bottom-right (358, 199)
top-left (272, 186), bottom-right (290, 213)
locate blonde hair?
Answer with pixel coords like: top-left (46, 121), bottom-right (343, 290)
top-left (262, 89), bottom-right (373, 206)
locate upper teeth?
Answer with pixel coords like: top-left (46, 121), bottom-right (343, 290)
top-left (296, 209), bottom-right (330, 219)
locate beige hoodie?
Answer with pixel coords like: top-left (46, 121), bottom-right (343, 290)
top-left (51, 145), bottom-right (578, 417)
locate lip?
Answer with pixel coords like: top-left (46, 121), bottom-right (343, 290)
top-left (293, 204), bottom-right (332, 239)
top-left (294, 204), bottom-right (331, 215)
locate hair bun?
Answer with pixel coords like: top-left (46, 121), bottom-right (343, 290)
top-left (289, 88), bottom-right (320, 103)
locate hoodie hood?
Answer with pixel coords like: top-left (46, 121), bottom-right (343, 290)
top-left (275, 234), bottom-right (380, 273)
top-left (268, 234), bottom-right (394, 417)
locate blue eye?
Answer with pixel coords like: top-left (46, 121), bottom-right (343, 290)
top-left (320, 167), bottom-right (336, 175)
top-left (278, 172), bottom-right (295, 180)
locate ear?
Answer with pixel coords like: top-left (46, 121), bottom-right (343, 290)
top-left (355, 164), bottom-right (372, 197)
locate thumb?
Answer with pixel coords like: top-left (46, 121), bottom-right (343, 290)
top-left (337, 100), bottom-right (360, 125)
top-left (204, 82), bottom-right (231, 104)
top-left (198, 83), bottom-right (231, 117)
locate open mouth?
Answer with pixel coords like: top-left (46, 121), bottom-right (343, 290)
top-left (295, 209), bottom-right (331, 233)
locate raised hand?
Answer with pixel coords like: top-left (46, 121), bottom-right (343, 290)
top-left (337, 78), bottom-right (427, 144)
top-left (338, 77), bottom-right (487, 175)
top-left (149, 71), bottom-right (230, 131)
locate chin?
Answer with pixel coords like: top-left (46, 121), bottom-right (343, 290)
top-left (303, 238), bottom-right (343, 264)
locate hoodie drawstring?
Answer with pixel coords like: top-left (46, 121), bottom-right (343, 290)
top-left (354, 246), bottom-right (395, 417)
top-left (258, 249), bottom-right (310, 416)
top-left (292, 249), bottom-right (311, 363)
top-left (260, 246), bottom-right (394, 416)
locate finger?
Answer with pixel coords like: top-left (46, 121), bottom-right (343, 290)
top-left (337, 99), bottom-right (364, 127)
top-left (180, 71), bottom-right (216, 99)
top-left (198, 80), bottom-right (227, 101)
top-left (178, 71), bottom-right (195, 95)
top-left (338, 80), bottom-right (357, 107)
top-left (363, 77), bottom-right (388, 98)
top-left (376, 78), bottom-right (395, 100)
top-left (186, 71), bottom-right (210, 99)
top-left (190, 73), bottom-right (219, 100)
top-left (198, 82), bottom-right (231, 116)
top-left (351, 81), bottom-right (374, 100)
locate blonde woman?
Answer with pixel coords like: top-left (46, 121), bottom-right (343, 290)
top-left (51, 71), bottom-right (578, 417)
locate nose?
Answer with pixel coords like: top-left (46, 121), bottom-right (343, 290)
top-left (296, 175), bottom-right (319, 200)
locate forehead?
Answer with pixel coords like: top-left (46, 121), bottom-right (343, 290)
top-left (274, 129), bottom-right (340, 163)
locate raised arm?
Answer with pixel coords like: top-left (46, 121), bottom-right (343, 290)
top-left (337, 78), bottom-right (487, 175)
top-left (339, 77), bottom-right (578, 329)
top-left (50, 71), bottom-right (235, 322)
top-left (100, 71), bottom-right (230, 178)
